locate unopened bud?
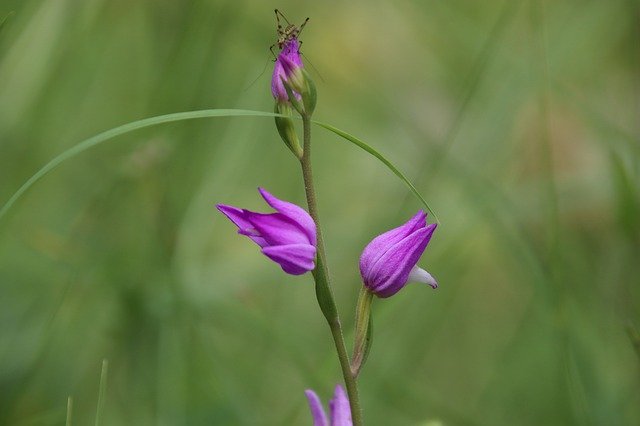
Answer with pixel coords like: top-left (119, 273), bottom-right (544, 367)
top-left (351, 287), bottom-right (373, 378)
top-left (274, 101), bottom-right (303, 159)
top-left (271, 40), bottom-right (304, 103)
top-left (271, 39), bottom-right (317, 117)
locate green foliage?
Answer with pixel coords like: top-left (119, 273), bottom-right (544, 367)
top-left (0, 0), bottom-right (638, 425)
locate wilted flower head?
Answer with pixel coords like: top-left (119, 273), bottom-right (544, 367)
top-left (271, 39), bottom-right (304, 102)
top-left (305, 385), bottom-right (352, 426)
top-left (359, 211), bottom-right (437, 298)
top-left (216, 188), bottom-right (316, 275)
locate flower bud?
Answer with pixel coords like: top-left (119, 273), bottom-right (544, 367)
top-left (274, 101), bottom-right (302, 158)
top-left (359, 211), bottom-right (438, 298)
top-left (271, 40), bottom-right (303, 103)
top-left (351, 287), bottom-right (373, 378)
top-left (271, 39), bottom-right (317, 116)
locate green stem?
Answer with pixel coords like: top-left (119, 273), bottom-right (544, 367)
top-left (300, 115), bottom-right (363, 425)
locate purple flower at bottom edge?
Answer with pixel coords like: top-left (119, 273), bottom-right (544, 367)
top-left (271, 39), bottom-right (304, 102)
top-left (305, 385), bottom-right (352, 426)
top-left (360, 210), bottom-right (437, 298)
top-left (216, 188), bottom-right (316, 275)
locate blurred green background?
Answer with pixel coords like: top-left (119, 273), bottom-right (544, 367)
top-left (1, 0), bottom-right (638, 424)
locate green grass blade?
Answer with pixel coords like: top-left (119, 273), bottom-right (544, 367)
top-left (312, 120), bottom-right (440, 223)
top-left (94, 359), bottom-right (108, 426)
top-left (0, 109), bottom-right (280, 222)
top-left (66, 396), bottom-right (73, 426)
top-left (0, 108), bottom-right (438, 224)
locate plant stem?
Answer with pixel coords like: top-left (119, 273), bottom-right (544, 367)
top-left (300, 114), bottom-right (363, 425)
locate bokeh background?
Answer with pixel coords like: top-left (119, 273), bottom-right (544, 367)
top-left (1, 0), bottom-right (639, 424)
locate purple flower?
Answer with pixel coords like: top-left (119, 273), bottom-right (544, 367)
top-left (359, 211), bottom-right (438, 298)
top-left (271, 39), bottom-right (304, 102)
top-left (305, 385), bottom-right (352, 426)
top-left (216, 188), bottom-right (316, 275)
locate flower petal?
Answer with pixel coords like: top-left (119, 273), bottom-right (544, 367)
top-left (243, 211), bottom-right (310, 246)
top-left (368, 223), bottom-right (437, 298)
top-left (359, 211), bottom-right (427, 281)
top-left (216, 204), bottom-right (267, 247)
top-left (262, 243), bottom-right (316, 275)
top-left (280, 54), bottom-right (300, 78)
top-left (271, 60), bottom-right (288, 101)
top-left (329, 385), bottom-right (352, 426)
top-left (281, 39), bottom-right (302, 66)
top-left (305, 389), bottom-right (329, 426)
top-left (408, 265), bottom-right (438, 289)
top-left (258, 188), bottom-right (316, 245)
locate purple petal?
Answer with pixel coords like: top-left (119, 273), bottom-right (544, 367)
top-left (271, 60), bottom-right (288, 101)
top-left (329, 385), bottom-right (352, 426)
top-left (216, 204), bottom-right (267, 247)
top-left (280, 54), bottom-right (301, 79)
top-left (305, 390), bottom-right (329, 426)
top-left (359, 211), bottom-right (427, 279)
top-left (258, 188), bottom-right (316, 245)
top-left (262, 243), bottom-right (316, 275)
top-left (367, 223), bottom-right (437, 298)
top-left (281, 39), bottom-right (303, 66)
top-left (243, 211), bottom-right (311, 246)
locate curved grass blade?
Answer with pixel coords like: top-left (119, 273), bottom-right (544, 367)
top-left (0, 109), bottom-right (281, 221)
top-left (312, 120), bottom-right (440, 223)
top-left (1, 108), bottom-right (438, 224)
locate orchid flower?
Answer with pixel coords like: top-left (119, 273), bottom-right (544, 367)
top-left (359, 210), bottom-right (437, 297)
top-left (216, 188), bottom-right (316, 275)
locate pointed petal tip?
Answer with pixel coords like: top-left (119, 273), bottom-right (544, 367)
top-left (216, 204), bottom-right (244, 223)
top-left (216, 203), bottom-right (241, 214)
top-left (305, 389), bottom-right (329, 426)
top-left (257, 187), bottom-right (273, 203)
top-left (404, 210), bottom-right (427, 230)
top-left (333, 384), bottom-right (347, 398)
top-left (257, 187), bottom-right (277, 206)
